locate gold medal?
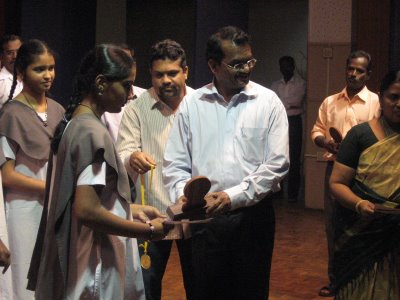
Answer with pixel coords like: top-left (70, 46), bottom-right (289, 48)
top-left (141, 254), bottom-right (151, 269)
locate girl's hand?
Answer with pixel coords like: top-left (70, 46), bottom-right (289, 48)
top-left (0, 239), bottom-right (10, 274)
top-left (150, 218), bottom-right (173, 241)
top-left (131, 204), bottom-right (166, 223)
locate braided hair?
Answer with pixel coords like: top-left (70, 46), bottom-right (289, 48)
top-left (51, 44), bottom-right (133, 153)
top-left (7, 39), bottom-right (53, 102)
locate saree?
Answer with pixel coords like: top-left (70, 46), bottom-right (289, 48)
top-left (334, 132), bottom-right (400, 299)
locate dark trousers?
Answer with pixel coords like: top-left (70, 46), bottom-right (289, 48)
top-left (324, 161), bottom-right (337, 286)
top-left (287, 114), bottom-right (303, 199)
top-left (138, 239), bottom-right (194, 300)
top-left (191, 199), bottom-right (275, 300)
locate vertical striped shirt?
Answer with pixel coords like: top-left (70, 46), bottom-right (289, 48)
top-left (116, 86), bottom-right (194, 212)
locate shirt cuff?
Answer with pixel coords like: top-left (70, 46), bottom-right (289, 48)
top-left (123, 155), bottom-right (138, 182)
top-left (174, 181), bottom-right (186, 203)
top-left (224, 182), bottom-right (248, 211)
top-left (311, 132), bottom-right (325, 143)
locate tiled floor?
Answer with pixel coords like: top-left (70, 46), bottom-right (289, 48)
top-left (161, 200), bottom-right (334, 300)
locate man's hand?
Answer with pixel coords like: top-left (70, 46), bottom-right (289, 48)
top-left (129, 151), bottom-right (156, 174)
top-left (131, 204), bottom-right (166, 223)
top-left (0, 239), bottom-right (10, 274)
top-left (315, 136), bottom-right (339, 154)
top-left (325, 140), bottom-right (340, 154)
top-left (205, 191), bottom-right (232, 216)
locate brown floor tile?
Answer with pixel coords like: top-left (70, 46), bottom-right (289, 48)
top-left (161, 200), bottom-right (334, 300)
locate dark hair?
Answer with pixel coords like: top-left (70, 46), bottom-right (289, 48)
top-left (379, 69), bottom-right (400, 97)
top-left (0, 34), bottom-right (22, 54)
top-left (7, 39), bottom-right (53, 101)
top-left (116, 43), bottom-right (136, 63)
top-left (279, 56), bottom-right (295, 66)
top-left (346, 50), bottom-right (372, 72)
top-left (51, 44), bottom-right (133, 153)
top-left (149, 39), bottom-right (186, 69)
top-left (206, 26), bottom-right (250, 64)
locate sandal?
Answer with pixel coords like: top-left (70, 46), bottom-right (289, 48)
top-left (318, 285), bottom-right (335, 297)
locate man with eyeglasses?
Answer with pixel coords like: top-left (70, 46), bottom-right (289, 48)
top-left (163, 26), bottom-right (289, 299)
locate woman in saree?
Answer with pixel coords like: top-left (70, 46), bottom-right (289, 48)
top-left (330, 69), bottom-right (400, 299)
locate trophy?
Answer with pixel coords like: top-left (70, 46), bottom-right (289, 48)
top-left (329, 127), bottom-right (343, 143)
top-left (167, 176), bottom-right (211, 221)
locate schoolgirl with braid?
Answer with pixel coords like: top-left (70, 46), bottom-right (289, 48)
top-left (28, 44), bottom-right (170, 300)
top-left (0, 39), bottom-right (65, 299)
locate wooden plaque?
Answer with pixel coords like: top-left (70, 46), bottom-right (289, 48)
top-left (167, 176), bottom-right (211, 221)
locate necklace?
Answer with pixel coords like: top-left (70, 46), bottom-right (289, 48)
top-left (21, 92), bottom-right (48, 127)
top-left (379, 116), bottom-right (400, 137)
top-left (79, 103), bottom-right (101, 119)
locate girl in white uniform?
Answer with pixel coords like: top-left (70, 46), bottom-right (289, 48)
top-left (0, 175), bottom-right (11, 299)
top-left (30, 44), bottom-right (170, 300)
top-left (0, 39), bottom-right (64, 299)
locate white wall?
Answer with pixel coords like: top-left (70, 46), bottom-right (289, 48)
top-left (304, 0), bottom-right (352, 209)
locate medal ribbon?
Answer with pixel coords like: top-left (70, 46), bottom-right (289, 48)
top-left (139, 165), bottom-right (155, 269)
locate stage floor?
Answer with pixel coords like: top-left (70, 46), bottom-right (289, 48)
top-left (161, 199), bottom-right (333, 300)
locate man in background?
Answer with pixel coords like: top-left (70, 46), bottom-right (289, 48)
top-left (117, 39), bottom-right (194, 300)
top-left (271, 56), bottom-right (306, 202)
top-left (0, 34), bottom-right (23, 107)
top-left (311, 50), bottom-right (381, 297)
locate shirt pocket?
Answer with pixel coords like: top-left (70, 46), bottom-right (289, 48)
top-left (234, 127), bottom-right (267, 164)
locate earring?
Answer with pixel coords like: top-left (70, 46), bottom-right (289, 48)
top-left (97, 85), bottom-right (104, 96)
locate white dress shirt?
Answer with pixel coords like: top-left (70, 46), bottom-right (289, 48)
top-left (0, 67), bottom-right (23, 108)
top-left (163, 81), bottom-right (290, 210)
top-left (270, 74), bottom-right (306, 116)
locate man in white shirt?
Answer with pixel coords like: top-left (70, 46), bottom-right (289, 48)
top-left (271, 56), bottom-right (306, 202)
top-left (0, 35), bottom-right (23, 107)
top-left (163, 26), bottom-right (289, 300)
top-left (117, 39), bottom-right (194, 300)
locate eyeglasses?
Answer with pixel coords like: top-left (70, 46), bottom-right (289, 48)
top-left (222, 58), bottom-right (257, 71)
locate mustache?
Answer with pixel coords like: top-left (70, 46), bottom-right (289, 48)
top-left (160, 86), bottom-right (177, 92)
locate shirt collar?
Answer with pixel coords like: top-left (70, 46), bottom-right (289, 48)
top-left (149, 86), bottom-right (191, 111)
top-left (202, 80), bottom-right (258, 103)
top-left (339, 85), bottom-right (370, 102)
top-left (148, 87), bottom-right (167, 110)
top-left (279, 75), bottom-right (296, 84)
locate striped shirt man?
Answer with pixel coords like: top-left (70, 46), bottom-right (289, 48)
top-left (116, 86), bottom-right (194, 212)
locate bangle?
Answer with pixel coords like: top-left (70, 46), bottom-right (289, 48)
top-left (355, 200), bottom-right (366, 214)
top-left (146, 220), bottom-right (155, 241)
